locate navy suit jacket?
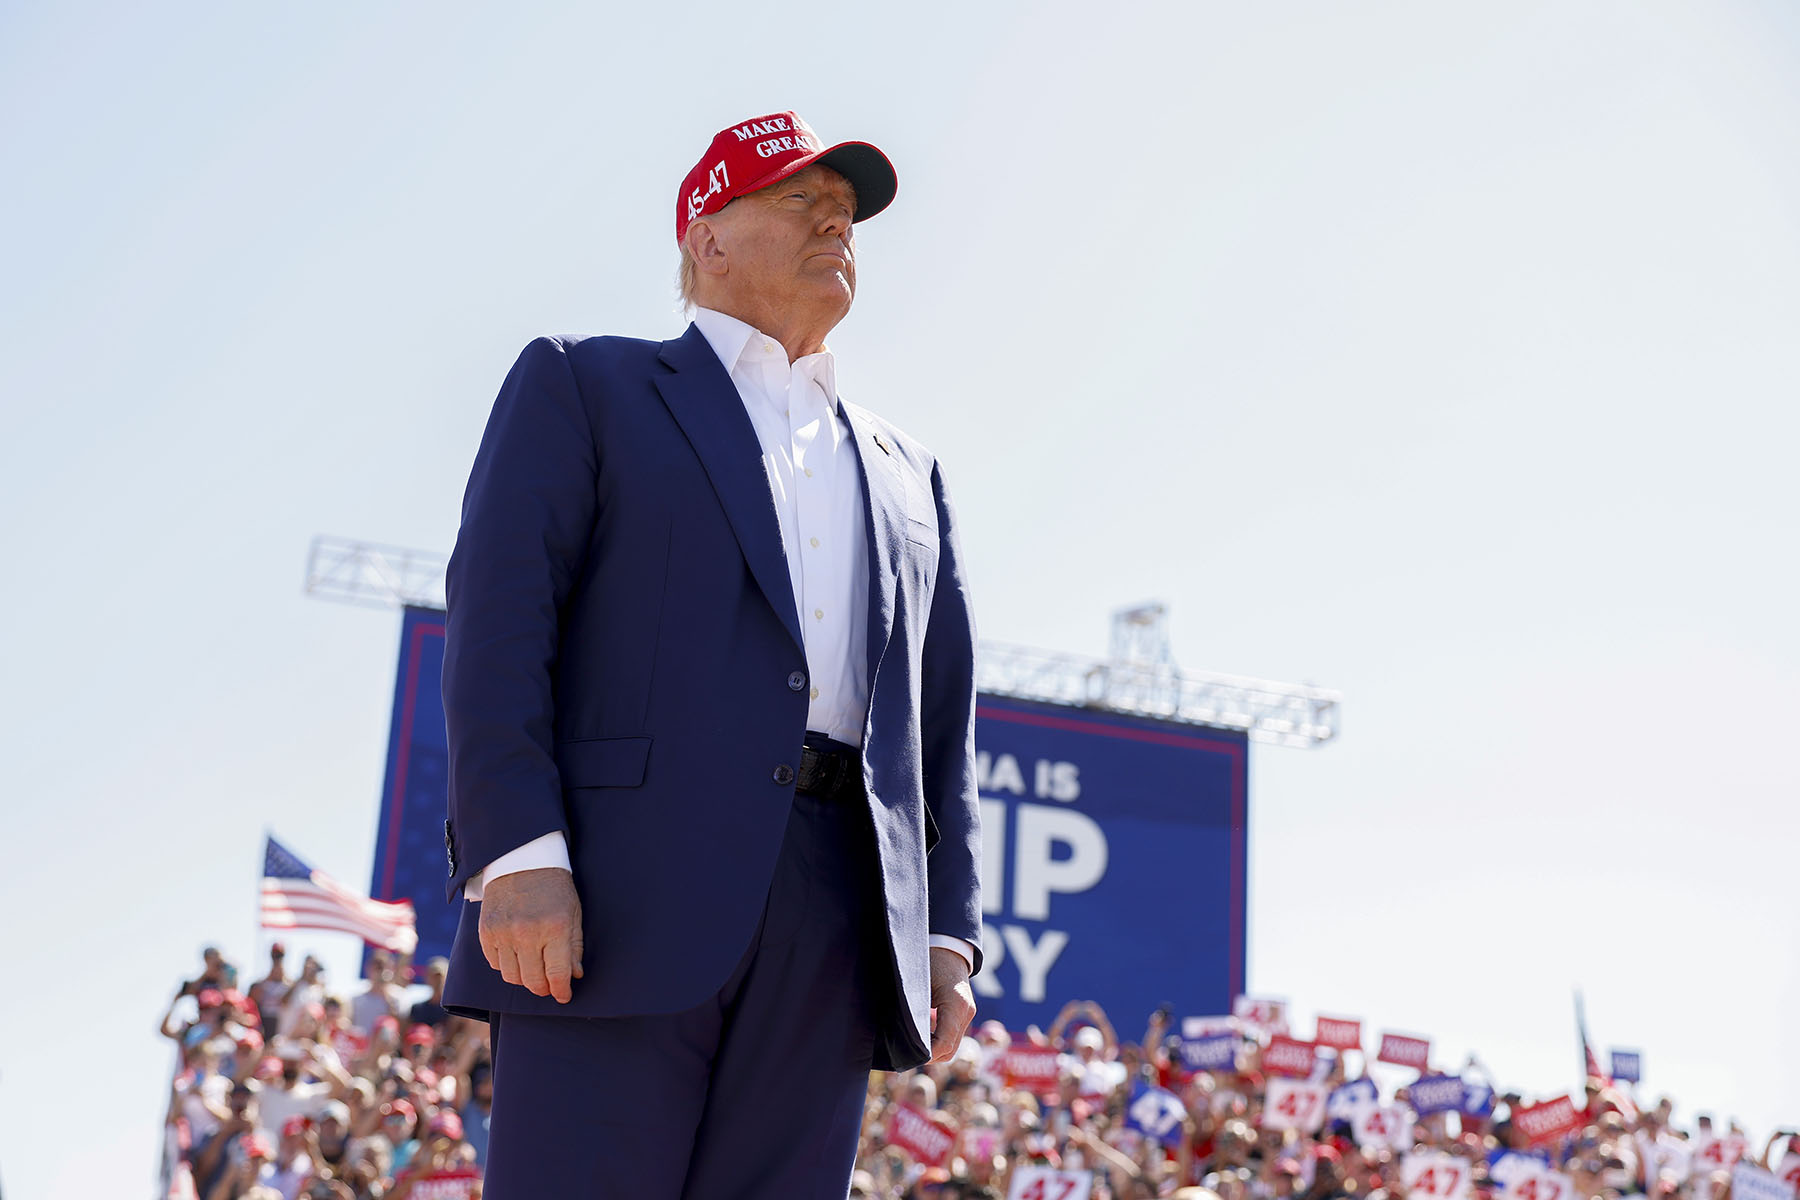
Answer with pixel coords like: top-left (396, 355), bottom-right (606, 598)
top-left (439, 325), bottom-right (982, 1070)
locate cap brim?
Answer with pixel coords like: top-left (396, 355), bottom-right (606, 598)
top-left (740, 140), bottom-right (897, 224)
top-left (814, 141), bottom-right (897, 223)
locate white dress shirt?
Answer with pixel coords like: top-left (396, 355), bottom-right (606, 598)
top-left (466, 308), bottom-right (972, 971)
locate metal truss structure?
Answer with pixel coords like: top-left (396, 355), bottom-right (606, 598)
top-left (304, 535), bottom-right (448, 611)
top-left (978, 606), bottom-right (1340, 749)
top-left (305, 542), bottom-right (1339, 747)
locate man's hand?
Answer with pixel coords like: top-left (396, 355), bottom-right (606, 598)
top-left (926, 946), bottom-right (975, 1064)
top-left (478, 867), bottom-right (584, 1003)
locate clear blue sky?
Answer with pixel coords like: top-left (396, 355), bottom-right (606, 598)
top-left (2, 2), bottom-right (1797, 1195)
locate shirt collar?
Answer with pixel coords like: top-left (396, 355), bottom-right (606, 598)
top-left (691, 307), bottom-right (838, 407)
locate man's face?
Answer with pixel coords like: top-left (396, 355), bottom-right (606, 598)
top-left (712, 164), bottom-right (857, 321)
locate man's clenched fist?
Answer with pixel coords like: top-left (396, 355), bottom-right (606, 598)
top-left (927, 945), bottom-right (976, 1064)
top-left (479, 867), bottom-right (584, 1003)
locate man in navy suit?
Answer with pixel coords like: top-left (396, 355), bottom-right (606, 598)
top-left (439, 110), bottom-right (983, 1197)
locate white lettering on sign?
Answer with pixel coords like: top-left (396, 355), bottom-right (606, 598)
top-left (1035, 759), bottom-right (1081, 801)
top-left (1012, 803), bottom-right (1107, 920)
top-left (980, 799), bottom-right (1006, 915)
top-left (975, 923), bottom-right (1070, 1002)
top-left (978, 752), bottom-right (1027, 794)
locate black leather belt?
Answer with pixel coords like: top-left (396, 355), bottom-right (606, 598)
top-left (796, 733), bottom-right (863, 801)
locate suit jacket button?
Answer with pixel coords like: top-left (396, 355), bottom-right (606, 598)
top-left (787, 670), bottom-right (807, 692)
top-left (772, 764), bottom-right (795, 785)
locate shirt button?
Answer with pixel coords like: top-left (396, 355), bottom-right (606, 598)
top-left (763, 340), bottom-right (775, 353)
top-left (809, 537), bottom-right (820, 548)
top-left (803, 467), bottom-right (814, 478)
top-left (810, 686), bottom-right (819, 700)
top-left (772, 763), bottom-right (794, 785)
top-left (787, 670), bottom-right (807, 692)
top-left (814, 608), bottom-right (824, 620)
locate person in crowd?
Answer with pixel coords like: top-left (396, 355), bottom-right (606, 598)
top-left (349, 950), bottom-right (403, 1036)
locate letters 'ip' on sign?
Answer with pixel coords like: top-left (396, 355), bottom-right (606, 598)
top-left (1376, 1032), bottom-right (1431, 1069)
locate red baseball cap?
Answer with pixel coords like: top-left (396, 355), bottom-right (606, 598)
top-left (404, 1023), bottom-right (436, 1047)
top-left (428, 1110), bottom-right (464, 1141)
top-left (674, 110), bottom-right (896, 244)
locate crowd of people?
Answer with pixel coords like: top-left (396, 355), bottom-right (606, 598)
top-left (848, 1001), bottom-right (1798, 1200)
top-left (160, 944), bottom-right (489, 1200)
top-left (161, 946), bottom-right (1796, 1200)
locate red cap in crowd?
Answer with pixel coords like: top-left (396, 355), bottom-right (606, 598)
top-left (674, 110), bottom-right (897, 245)
top-left (281, 1115), bottom-right (311, 1138)
top-left (429, 1110), bottom-right (464, 1141)
top-left (404, 1023), bottom-right (436, 1047)
top-left (240, 1133), bottom-right (272, 1159)
top-left (382, 1098), bottom-right (416, 1125)
top-left (253, 1056), bottom-right (283, 1080)
top-left (196, 988), bottom-right (224, 1009)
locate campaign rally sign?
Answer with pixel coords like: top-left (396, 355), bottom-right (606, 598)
top-left (1730, 1163), bottom-right (1797, 1200)
top-left (1402, 1152), bottom-right (1471, 1200)
top-left (1354, 1105), bottom-right (1413, 1152)
top-left (1008, 1166), bottom-right (1095, 1200)
top-left (972, 697), bottom-right (1250, 1030)
top-left (399, 1166), bottom-right (479, 1200)
top-left (1180, 1031), bottom-right (1238, 1073)
top-left (1409, 1074), bottom-right (1466, 1116)
top-left (1126, 1083), bottom-right (1188, 1144)
top-left (1461, 1081), bottom-right (1495, 1120)
top-left (1263, 1036), bottom-right (1317, 1078)
top-left (1693, 1135), bottom-right (1751, 1174)
top-left (1501, 1166), bottom-right (1573, 1200)
top-left (1513, 1097), bottom-right (1582, 1146)
top-left (1264, 1078), bottom-right (1329, 1133)
top-left (1000, 1042), bottom-right (1061, 1098)
top-left (1376, 1033), bottom-right (1431, 1070)
top-left (1610, 1050), bottom-right (1641, 1083)
top-left (1316, 1016), bottom-right (1363, 1050)
top-left (1328, 1077), bottom-right (1380, 1122)
top-left (886, 1102), bottom-right (956, 1168)
top-left (1233, 996), bottom-right (1289, 1035)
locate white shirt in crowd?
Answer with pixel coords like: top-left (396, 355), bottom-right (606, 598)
top-left (462, 309), bottom-right (972, 970)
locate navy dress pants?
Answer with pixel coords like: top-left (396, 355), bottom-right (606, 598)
top-left (481, 783), bottom-right (894, 1199)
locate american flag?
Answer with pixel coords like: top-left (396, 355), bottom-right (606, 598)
top-left (261, 836), bottom-right (417, 952)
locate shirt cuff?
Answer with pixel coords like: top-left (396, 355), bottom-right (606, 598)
top-left (462, 832), bottom-right (571, 901)
top-left (928, 934), bottom-right (976, 974)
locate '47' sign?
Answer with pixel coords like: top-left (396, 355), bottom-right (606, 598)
top-left (1403, 1152), bottom-right (1471, 1200)
top-left (1008, 1166), bottom-right (1094, 1200)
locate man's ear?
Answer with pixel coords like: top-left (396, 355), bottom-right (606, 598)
top-left (686, 219), bottom-right (729, 279)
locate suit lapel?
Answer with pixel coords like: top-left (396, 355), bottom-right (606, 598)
top-left (654, 325), bottom-right (804, 655)
top-left (842, 401), bottom-right (904, 692)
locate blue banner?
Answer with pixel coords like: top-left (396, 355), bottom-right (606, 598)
top-left (1125, 1083), bottom-right (1188, 1143)
top-left (1410, 1074), bottom-right (1466, 1115)
top-left (1461, 1081), bottom-right (1494, 1119)
top-left (1488, 1151), bottom-right (1551, 1189)
top-left (368, 607), bottom-right (455, 963)
top-left (1610, 1050), bottom-right (1641, 1082)
top-left (1180, 1032), bottom-right (1238, 1073)
top-left (971, 696), bottom-right (1248, 1032)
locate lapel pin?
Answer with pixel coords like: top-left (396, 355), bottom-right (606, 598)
top-left (872, 433), bottom-right (891, 455)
